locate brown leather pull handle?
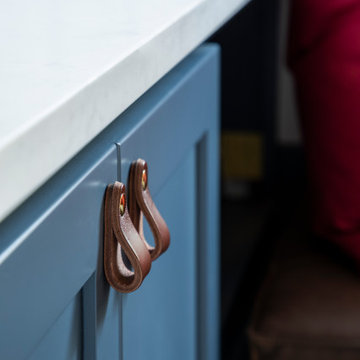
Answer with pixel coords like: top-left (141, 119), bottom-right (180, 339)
top-left (129, 159), bottom-right (170, 261)
top-left (104, 181), bottom-right (151, 293)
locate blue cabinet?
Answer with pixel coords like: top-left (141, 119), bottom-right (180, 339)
top-left (0, 44), bottom-right (220, 360)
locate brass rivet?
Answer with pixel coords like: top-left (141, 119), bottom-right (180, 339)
top-left (141, 169), bottom-right (147, 190)
top-left (119, 193), bottom-right (126, 216)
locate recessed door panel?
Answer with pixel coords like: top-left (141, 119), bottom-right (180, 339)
top-left (122, 149), bottom-right (197, 360)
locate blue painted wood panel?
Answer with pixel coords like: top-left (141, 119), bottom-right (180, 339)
top-left (0, 44), bottom-right (219, 360)
top-left (0, 148), bottom-right (118, 359)
top-left (28, 293), bottom-right (82, 360)
top-left (118, 44), bottom-right (220, 360)
top-left (122, 149), bottom-right (197, 360)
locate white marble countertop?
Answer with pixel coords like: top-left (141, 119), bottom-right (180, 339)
top-left (0, 0), bottom-right (249, 221)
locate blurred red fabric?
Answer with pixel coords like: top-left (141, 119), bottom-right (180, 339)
top-left (289, 0), bottom-right (360, 261)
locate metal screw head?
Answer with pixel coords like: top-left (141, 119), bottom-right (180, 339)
top-left (119, 193), bottom-right (126, 216)
top-left (141, 169), bottom-right (147, 190)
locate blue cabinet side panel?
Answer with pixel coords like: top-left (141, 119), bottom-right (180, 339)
top-left (0, 148), bottom-right (118, 359)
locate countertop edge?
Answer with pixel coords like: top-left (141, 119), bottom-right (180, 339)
top-left (0, 0), bottom-right (250, 222)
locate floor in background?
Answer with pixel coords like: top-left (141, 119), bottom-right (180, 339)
top-left (221, 184), bottom-right (305, 359)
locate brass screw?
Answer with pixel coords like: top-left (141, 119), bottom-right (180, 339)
top-left (119, 193), bottom-right (126, 216)
top-left (141, 169), bottom-right (147, 190)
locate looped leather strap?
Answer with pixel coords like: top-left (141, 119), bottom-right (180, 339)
top-left (129, 159), bottom-right (170, 261)
top-left (104, 182), bottom-right (151, 293)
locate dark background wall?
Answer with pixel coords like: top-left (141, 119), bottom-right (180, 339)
top-left (209, 1), bottom-right (307, 359)
top-left (210, 0), bottom-right (304, 188)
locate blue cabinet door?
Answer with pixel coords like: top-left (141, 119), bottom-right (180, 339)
top-left (118, 44), bottom-right (220, 360)
top-left (0, 44), bottom-right (219, 360)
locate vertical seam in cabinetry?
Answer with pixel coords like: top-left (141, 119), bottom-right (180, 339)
top-left (196, 133), bottom-right (207, 360)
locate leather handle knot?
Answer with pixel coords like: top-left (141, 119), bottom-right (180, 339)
top-left (104, 182), bottom-right (151, 293)
top-left (129, 159), bottom-right (170, 261)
